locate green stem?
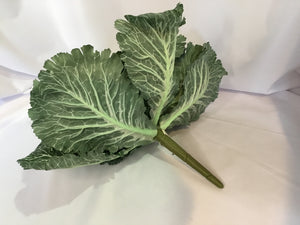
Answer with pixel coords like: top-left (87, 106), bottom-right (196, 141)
top-left (154, 129), bottom-right (224, 189)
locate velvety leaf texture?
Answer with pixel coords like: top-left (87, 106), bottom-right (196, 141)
top-left (18, 3), bottom-right (227, 171)
top-left (115, 3), bottom-right (185, 124)
top-left (17, 143), bottom-right (135, 170)
top-left (160, 42), bottom-right (228, 129)
top-left (159, 42), bottom-right (204, 117)
top-left (28, 46), bottom-right (157, 155)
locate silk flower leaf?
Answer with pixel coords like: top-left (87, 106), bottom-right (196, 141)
top-left (17, 143), bottom-right (136, 170)
top-left (28, 45), bottom-right (157, 155)
top-left (18, 3), bottom-right (227, 188)
top-left (160, 43), bottom-right (228, 129)
top-left (115, 3), bottom-right (185, 124)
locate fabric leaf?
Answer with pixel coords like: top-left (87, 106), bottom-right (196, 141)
top-left (160, 42), bottom-right (227, 129)
top-left (115, 3), bottom-right (185, 124)
top-left (176, 34), bottom-right (187, 57)
top-left (17, 143), bottom-right (135, 170)
top-left (29, 45), bottom-right (157, 155)
top-left (159, 42), bottom-right (204, 117)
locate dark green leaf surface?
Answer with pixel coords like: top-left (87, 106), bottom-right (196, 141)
top-left (29, 46), bottom-right (157, 155)
top-left (18, 143), bottom-right (134, 170)
top-left (18, 4), bottom-right (227, 175)
top-left (115, 3), bottom-right (185, 124)
top-left (176, 34), bottom-right (187, 57)
top-left (160, 43), bottom-right (227, 129)
top-left (160, 42), bottom-right (204, 117)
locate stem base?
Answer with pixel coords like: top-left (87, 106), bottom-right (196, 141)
top-left (155, 129), bottom-right (224, 189)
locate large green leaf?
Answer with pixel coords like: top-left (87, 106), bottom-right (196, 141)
top-left (17, 143), bottom-right (135, 170)
top-left (160, 43), bottom-right (227, 129)
top-left (29, 46), bottom-right (157, 155)
top-left (115, 3), bottom-right (185, 124)
top-left (159, 42), bottom-right (204, 117)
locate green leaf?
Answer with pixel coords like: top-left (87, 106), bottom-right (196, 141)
top-left (175, 34), bottom-right (187, 57)
top-left (17, 4), bottom-right (227, 188)
top-left (115, 3), bottom-right (185, 124)
top-left (160, 42), bottom-right (227, 129)
top-left (17, 143), bottom-right (135, 170)
top-left (174, 42), bottom-right (204, 82)
top-left (29, 45), bottom-right (157, 155)
top-left (160, 42), bottom-right (204, 117)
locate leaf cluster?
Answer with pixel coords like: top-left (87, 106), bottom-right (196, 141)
top-left (18, 4), bottom-right (227, 170)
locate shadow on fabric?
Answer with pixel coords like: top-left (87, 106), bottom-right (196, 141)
top-left (271, 91), bottom-right (300, 224)
top-left (15, 143), bottom-right (193, 225)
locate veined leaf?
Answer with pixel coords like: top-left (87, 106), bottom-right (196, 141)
top-left (29, 45), bottom-right (157, 154)
top-left (17, 143), bottom-right (135, 170)
top-left (176, 34), bottom-right (187, 58)
top-left (115, 3), bottom-right (185, 124)
top-left (174, 42), bottom-right (204, 82)
top-left (160, 42), bottom-right (204, 117)
top-left (18, 4), bottom-right (227, 188)
top-left (160, 43), bottom-right (227, 129)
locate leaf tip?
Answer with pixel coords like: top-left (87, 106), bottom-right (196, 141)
top-left (175, 3), bottom-right (184, 13)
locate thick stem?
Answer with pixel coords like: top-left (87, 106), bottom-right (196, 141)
top-left (154, 129), bottom-right (224, 189)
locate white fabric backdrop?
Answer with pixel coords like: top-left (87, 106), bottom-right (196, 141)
top-left (1, 1), bottom-right (300, 224)
top-left (0, 0), bottom-right (300, 98)
top-left (1, 90), bottom-right (300, 225)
